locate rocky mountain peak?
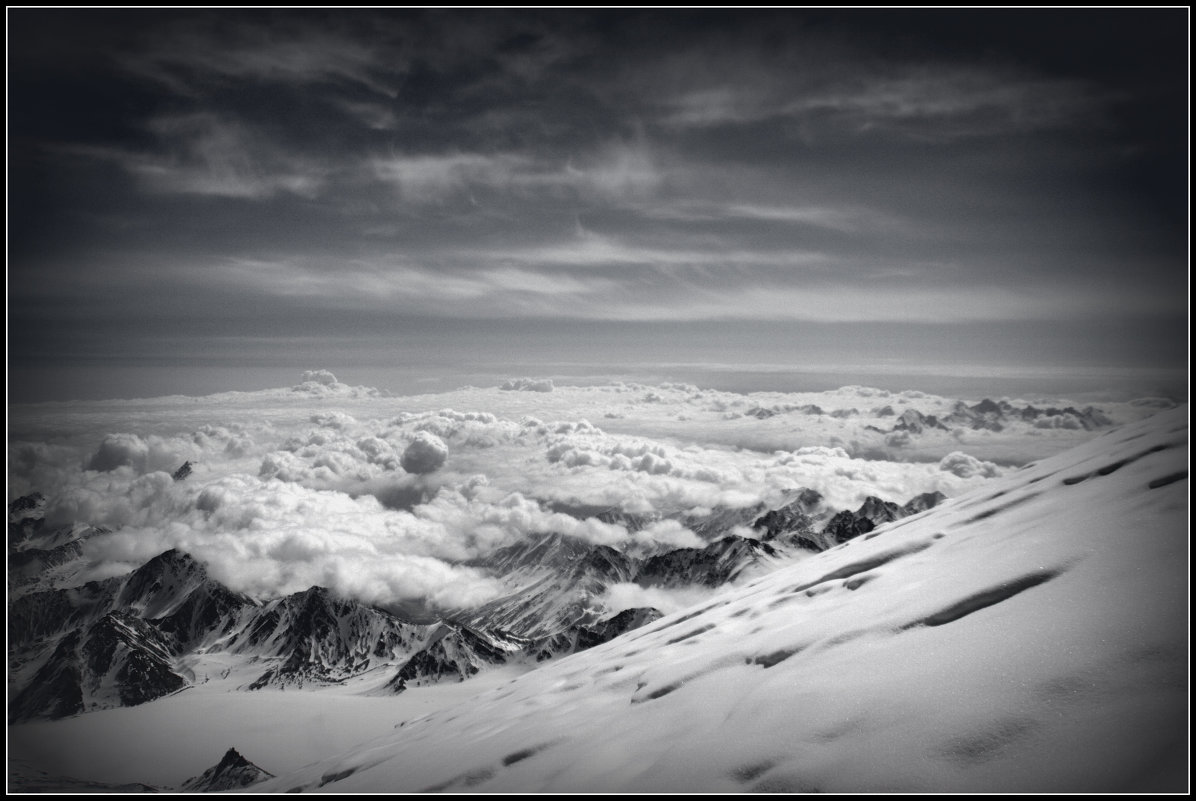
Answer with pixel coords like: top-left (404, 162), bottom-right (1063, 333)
top-left (181, 747), bottom-right (274, 792)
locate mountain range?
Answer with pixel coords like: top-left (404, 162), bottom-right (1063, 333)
top-left (8, 484), bottom-right (947, 722)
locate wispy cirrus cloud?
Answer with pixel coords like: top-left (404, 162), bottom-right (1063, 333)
top-left (62, 113), bottom-right (328, 199)
top-left (209, 256), bottom-right (619, 312)
top-left (119, 14), bottom-right (405, 98)
top-left (658, 67), bottom-right (1106, 141)
top-left (367, 137), bottom-right (663, 205)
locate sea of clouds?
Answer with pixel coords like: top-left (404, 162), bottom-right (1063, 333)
top-left (8, 372), bottom-right (1169, 615)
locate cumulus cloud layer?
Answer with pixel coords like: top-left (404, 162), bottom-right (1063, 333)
top-left (10, 376), bottom-right (1162, 615)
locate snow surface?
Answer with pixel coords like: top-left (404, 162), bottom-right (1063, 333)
top-left (243, 405), bottom-right (1188, 793)
top-left (8, 666), bottom-right (529, 788)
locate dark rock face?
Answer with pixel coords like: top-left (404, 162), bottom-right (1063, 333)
top-left (576, 607), bottom-right (662, 651)
top-left (81, 612), bottom-right (187, 707)
top-left (815, 492), bottom-right (948, 549)
top-left (680, 504), bottom-right (770, 541)
top-left (9, 610), bottom-right (188, 722)
top-left (241, 586), bottom-right (424, 690)
top-left (753, 504), bottom-right (816, 542)
top-left (9, 557), bottom-right (81, 626)
top-left (9, 631), bottom-right (85, 721)
top-left (464, 533), bottom-right (639, 639)
top-left (484, 531), bottom-right (608, 575)
top-left (9, 549), bottom-right (432, 717)
top-left (8, 492), bottom-right (47, 545)
top-left (752, 491), bottom-right (825, 551)
top-left (9, 541), bottom-right (85, 590)
top-left (902, 492), bottom-right (948, 516)
top-left (387, 623), bottom-right (522, 692)
top-left (182, 748), bottom-right (274, 792)
top-left (529, 607), bottom-right (665, 662)
top-left (971, 398), bottom-right (1004, 416)
top-left (891, 399), bottom-right (1113, 437)
top-left (856, 497), bottom-right (902, 527)
top-left (10, 581), bottom-right (119, 649)
top-left (892, 409), bottom-right (946, 435)
top-left (9, 492), bottom-right (46, 516)
top-left (823, 511), bottom-right (877, 546)
top-left (639, 536), bottom-right (778, 588)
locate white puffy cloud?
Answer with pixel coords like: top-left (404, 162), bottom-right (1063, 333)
top-left (46, 470), bottom-right (189, 530)
top-left (79, 475), bottom-right (506, 611)
top-left (86, 433), bottom-right (192, 474)
top-left (289, 369), bottom-right (381, 398)
top-left (632, 519), bottom-right (704, 553)
top-left (299, 369), bottom-right (339, 386)
top-left (542, 427), bottom-right (735, 487)
top-left (938, 451), bottom-right (1002, 479)
top-left (401, 432), bottom-right (449, 474)
top-left (87, 433), bottom-right (151, 472)
top-left (600, 582), bottom-right (720, 617)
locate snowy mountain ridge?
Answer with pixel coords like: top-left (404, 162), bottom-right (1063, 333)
top-left (8, 481), bottom-right (949, 722)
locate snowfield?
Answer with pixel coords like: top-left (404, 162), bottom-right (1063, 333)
top-left (252, 405), bottom-right (1188, 793)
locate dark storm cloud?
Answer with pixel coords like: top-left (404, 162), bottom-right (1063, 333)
top-left (7, 10), bottom-right (1187, 400)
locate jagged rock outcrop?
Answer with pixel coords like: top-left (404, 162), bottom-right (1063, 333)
top-left (757, 491), bottom-right (950, 552)
top-left (10, 549), bottom-right (245, 720)
top-left (751, 489), bottom-right (826, 550)
top-left (9, 541), bottom-right (85, 592)
top-left (638, 536), bottom-right (779, 588)
top-left (892, 409), bottom-right (947, 434)
top-left (9, 493), bottom-right (48, 546)
top-left (901, 491), bottom-right (947, 516)
top-left (241, 586), bottom-right (425, 690)
top-left (81, 611), bottom-right (188, 707)
top-left (888, 399), bottom-right (1113, 437)
top-left (9, 610), bottom-right (188, 722)
top-left (8, 630), bottom-right (86, 721)
top-left (386, 623), bottom-right (526, 692)
top-left (464, 533), bottom-right (637, 638)
top-left (576, 607), bottom-right (662, 650)
top-left (822, 509), bottom-right (878, 546)
top-left (822, 495), bottom-right (904, 546)
top-left (182, 748), bottom-right (274, 791)
top-left (530, 607), bottom-right (664, 662)
top-left (680, 504), bottom-right (770, 541)
top-left (9, 550), bottom-right (432, 716)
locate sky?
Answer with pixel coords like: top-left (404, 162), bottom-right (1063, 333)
top-left (7, 9), bottom-right (1189, 403)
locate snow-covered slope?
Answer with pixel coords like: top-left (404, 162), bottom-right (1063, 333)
top-left (257, 406), bottom-right (1188, 793)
